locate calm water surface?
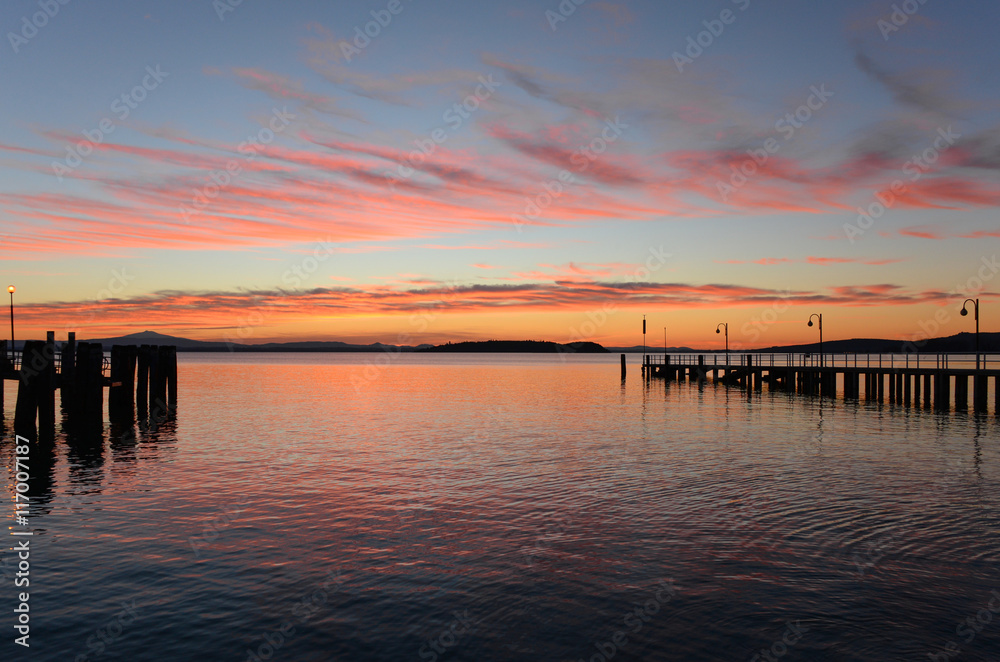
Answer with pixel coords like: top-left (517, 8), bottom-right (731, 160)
top-left (2, 353), bottom-right (1000, 661)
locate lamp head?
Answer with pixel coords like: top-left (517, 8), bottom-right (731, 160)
top-left (7, 286), bottom-right (14, 294)
top-left (961, 307), bottom-right (968, 316)
top-left (716, 328), bottom-right (720, 334)
top-left (808, 320), bottom-right (813, 327)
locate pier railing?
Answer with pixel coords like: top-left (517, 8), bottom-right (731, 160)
top-left (643, 352), bottom-right (998, 371)
top-left (5, 349), bottom-right (111, 376)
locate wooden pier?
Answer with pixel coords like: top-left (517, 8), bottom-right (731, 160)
top-left (1, 331), bottom-right (177, 441)
top-left (642, 352), bottom-right (1000, 415)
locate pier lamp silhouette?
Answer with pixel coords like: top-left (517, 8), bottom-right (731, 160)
top-left (716, 322), bottom-right (729, 366)
top-left (808, 313), bottom-right (823, 367)
top-left (961, 298), bottom-right (979, 370)
top-left (7, 285), bottom-right (14, 362)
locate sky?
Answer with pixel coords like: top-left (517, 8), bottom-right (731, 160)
top-left (1, 0), bottom-right (998, 349)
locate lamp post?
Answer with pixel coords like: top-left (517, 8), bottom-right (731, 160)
top-left (7, 285), bottom-right (14, 363)
top-left (808, 313), bottom-right (823, 367)
top-left (716, 322), bottom-right (728, 366)
top-left (961, 298), bottom-right (979, 370)
top-left (640, 315), bottom-right (646, 375)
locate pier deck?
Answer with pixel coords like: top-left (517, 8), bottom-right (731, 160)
top-left (642, 352), bottom-right (1000, 414)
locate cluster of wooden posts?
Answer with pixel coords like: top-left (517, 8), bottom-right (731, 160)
top-left (0, 331), bottom-right (177, 441)
top-left (641, 354), bottom-right (1000, 415)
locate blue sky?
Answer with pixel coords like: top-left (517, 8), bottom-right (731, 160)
top-left (1, 0), bottom-right (998, 346)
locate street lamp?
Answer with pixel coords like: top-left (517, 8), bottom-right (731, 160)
top-left (808, 313), bottom-right (823, 366)
top-left (716, 322), bottom-right (728, 365)
top-left (961, 298), bottom-right (979, 370)
top-left (7, 285), bottom-right (14, 363)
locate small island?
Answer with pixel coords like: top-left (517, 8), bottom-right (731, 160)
top-left (415, 339), bottom-right (609, 353)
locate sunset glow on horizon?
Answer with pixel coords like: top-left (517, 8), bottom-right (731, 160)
top-left (2, 0), bottom-right (998, 348)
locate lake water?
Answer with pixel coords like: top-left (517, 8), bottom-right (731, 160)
top-left (3, 353), bottom-right (1000, 661)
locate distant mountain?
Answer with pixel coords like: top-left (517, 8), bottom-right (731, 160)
top-left (416, 340), bottom-right (609, 353)
top-left (82, 330), bottom-right (222, 349)
top-left (75, 330), bottom-right (427, 352)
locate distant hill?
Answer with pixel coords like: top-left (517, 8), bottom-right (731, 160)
top-left (416, 340), bottom-right (609, 353)
top-left (754, 332), bottom-right (1000, 355)
top-left (75, 330), bottom-right (427, 352)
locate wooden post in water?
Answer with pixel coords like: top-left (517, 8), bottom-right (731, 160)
top-left (620, 354), bottom-right (626, 381)
top-left (0, 340), bottom-right (5, 413)
top-left (136, 344), bottom-right (150, 417)
top-left (125, 346), bottom-right (137, 419)
top-left (91, 343), bottom-right (104, 427)
top-left (954, 375), bottom-right (968, 412)
top-left (993, 375), bottom-right (1000, 417)
top-left (847, 371), bottom-right (859, 400)
top-left (166, 346), bottom-right (177, 407)
top-left (973, 374), bottom-right (987, 413)
top-left (13, 340), bottom-right (40, 440)
top-left (148, 345), bottom-right (161, 412)
top-left (73, 342), bottom-right (104, 431)
top-left (109, 345), bottom-right (123, 423)
top-left (934, 373), bottom-right (951, 411)
top-left (153, 345), bottom-right (169, 411)
top-left (61, 332), bottom-right (76, 410)
top-left (923, 374), bottom-right (932, 408)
